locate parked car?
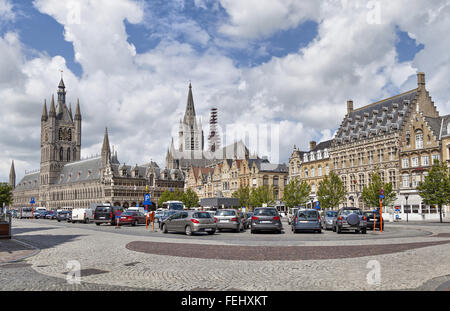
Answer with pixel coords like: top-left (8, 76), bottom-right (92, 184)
top-left (56, 211), bottom-right (71, 222)
top-left (322, 210), bottom-right (338, 230)
top-left (161, 211), bottom-right (216, 236)
top-left (45, 211), bottom-right (56, 219)
top-left (34, 210), bottom-right (48, 219)
top-left (158, 210), bottom-right (178, 228)
top-left (94, 205), bottom-right (124, 226)
top-left (287, 207), bottom-right (300, 225)
top-left (333, 207), bottom-right (367, 234)
top-left (250, 207), bottom-right (283, 234)
top-left (214, 209), bottom-right (244, 232)
top-left (242, 212), bottom-right (254, 229)
top-left (71, 208), bottom-right (93, 223)
top-left (118, 211), bottom-right (147, 226)
top-left (364, 211), bottom-right (384, 231)
top-left (292, 209), bottom-right (322, 233)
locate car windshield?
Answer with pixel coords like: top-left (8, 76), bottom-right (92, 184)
top-left (122, 212), bottom-right (136, 216)
top-left (254, 209), bottom-right (278, 216)
top-left (341, 209), bottom-right (363, 216)
top-left (192, 212), bottom-right (211, 219)
top-left (169, 203), bottom-right (184, 210)
top-left (326, 211), bottom-right (338, 217)
top-left (297, 210), bottom-right (318, 218)
top-left (215, 210), bottom-right (236, 216)
top-left (96, 207), bottom-right (110, 212)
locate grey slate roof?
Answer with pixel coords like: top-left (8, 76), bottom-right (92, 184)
top-left (56, 157), bottom-right (102, 185)
top-left (335, 89), bottom-right (418, 144)
top-left (424, 116), bottom-right (443, 139)
top-left (15, 172), bottom-right (40, 191)
top-left (439, 115), bottom-right (450, 138)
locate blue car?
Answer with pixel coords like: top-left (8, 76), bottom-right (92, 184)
top-left (291, 209), bottom-right (322, 233)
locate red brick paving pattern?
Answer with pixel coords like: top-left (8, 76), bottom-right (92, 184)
top-left (126, 240), bottom-right (450, 261)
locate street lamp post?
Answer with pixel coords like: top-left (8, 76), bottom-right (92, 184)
top-left (405, 194), bottom-right (409, 223)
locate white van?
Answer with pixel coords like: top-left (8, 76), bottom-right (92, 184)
top-left (71, 208), bottom-right (93, 223)
top-left (35, 207), bottom-right (47, 212)
top-left (127, 206), bottom-right (146, 214)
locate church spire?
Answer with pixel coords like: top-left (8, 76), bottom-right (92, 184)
top-left (57, 73), bottom-right (66, 108)
top-left (101, 127), bottom-right (111, 167)
top-left (49, 95), bottom-right (56, 117)
top-left (184, 82), bottom-right (196, 125)
top-left (75, 99), bottom-right (81, 120)
top-left (9, 160), bottom-right (16, 189)
top-left (42, 100), bottom-right (48, 122)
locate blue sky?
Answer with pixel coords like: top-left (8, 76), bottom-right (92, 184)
top-left (4, 1), bottom-right (423, 79)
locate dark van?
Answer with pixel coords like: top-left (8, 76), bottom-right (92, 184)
top-left (94, 205), bottom-right (124, 226)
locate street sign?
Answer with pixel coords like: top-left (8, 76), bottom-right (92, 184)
top-left (115, 210), bottom-right (121, 218)
top-left (315, 202), bottom-right (320, 210)
top-left (30, 197), bottom-right (35, 204)
top-left (379, 194), bottom-right (385, 199)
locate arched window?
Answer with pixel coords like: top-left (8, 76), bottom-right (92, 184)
top-left (67, 148), bottom-right (71, 162)
top-left (73, 148), bottom-right (77, 160)
top-left (59, 147), bottom-right (64, 161)
top-left (415, 130), bottom-right (423, 149)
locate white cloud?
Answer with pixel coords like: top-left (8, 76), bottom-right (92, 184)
top-left (0, 0), bottom-right (14, 23)
top-left (2, 0), bottom-right (450, 184)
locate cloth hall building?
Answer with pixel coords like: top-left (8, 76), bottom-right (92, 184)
top-left (10, 78), bottom-right (184, 210)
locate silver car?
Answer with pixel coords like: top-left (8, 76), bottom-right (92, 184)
top-left (291, 209), bottom-right (322, 233)
top-left (322, 210), bottom-right (338, 230)
top-left (214, 209), bottom-right (244, 232)
top-left (161, 211), bottom-right (217, 236)
top-left (250, 207), bottom-right (283, 234)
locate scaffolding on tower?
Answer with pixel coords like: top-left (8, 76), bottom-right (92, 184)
top-left (208, 108), bottom-right (221, 152)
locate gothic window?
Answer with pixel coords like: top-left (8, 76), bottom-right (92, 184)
top-left (67, 148), bottom-right (71, 162)
top-left (73, 148), bottom-right (77, 160)
top-left (68, 129), bottom-right (72, 141)
top-left (59, 147), bottom-right (64, 161)
top-left (59, 128), bottom-right (62, 140)
top-left (406, 133), bottom-right (411, 146)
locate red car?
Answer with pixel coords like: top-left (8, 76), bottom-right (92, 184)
top-left (118, 211), bottom-right (147, 226)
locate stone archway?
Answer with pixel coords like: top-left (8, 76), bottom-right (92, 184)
top-left (123, 202), bottom-right (129, 208)
top-left (131, 202), bottom-right (137, 207)
top-left (113, 202), bottom-right (121, 207)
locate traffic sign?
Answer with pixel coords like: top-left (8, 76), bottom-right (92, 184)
top-left (30, 197), bottom-right (35, 204)
top-left (115, 210), bottom-right (121, 218)
top-left (379, 194), bottom-right (385, 199)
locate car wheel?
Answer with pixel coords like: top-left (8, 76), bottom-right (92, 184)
top-left (162, 224), bottom-right (168, 233)
top-left (362, 228), bottom-right (367, 234)
top-left (318, 229), bottom-right (322, 234)
top-left (332, 225), bottom-right (336, 232)
top-left (95, 222), bottom-right (100, 226)
top-left (57, 220), bottom-right (60, 222)
top-left (207, 230), bottom-right (216, 235)
top-left (251, 229), bottom-right (255, 234)
top-left (185, 225), bottom-right (192, 236)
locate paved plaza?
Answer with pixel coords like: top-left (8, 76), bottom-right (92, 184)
top-left (1, 218), bottom-right (450, 291)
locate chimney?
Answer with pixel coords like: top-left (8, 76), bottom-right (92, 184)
top-left (417, 72), bottom-right (425, 89)
top-left (309, 141), bottom-right (317, 151)
top-left (347, 100), bottom-right (354, 115)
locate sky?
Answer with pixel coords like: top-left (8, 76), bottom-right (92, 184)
top-left (1, 0), bottom-right (449, 184)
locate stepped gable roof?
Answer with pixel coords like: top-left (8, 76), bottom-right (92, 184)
top-left (335, 89), bottom-right (418, 145)
top-left (15, 172), bottom-right (40, 191)
top-left (56, 157), bottom-right (102, 185)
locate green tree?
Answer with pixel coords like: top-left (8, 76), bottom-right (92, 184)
top-left (158, 189), bottom-right (184, 207)
top-left (317, 171), bottom-right (347, 210)
top-left (282, 178), bottom-right (311, 211)
top-left (0, 183), bottom-right (13, 208)
top-left (361, 168), bottom-right (397, 209)
top-left (417, 160), bottom-right (450, 223)
top-left (232, 185), bottom-right (250, 207)
top-left (249, 185), bottom-right (275, 207)
top-left (182, 188), bottom-right (199, 209)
